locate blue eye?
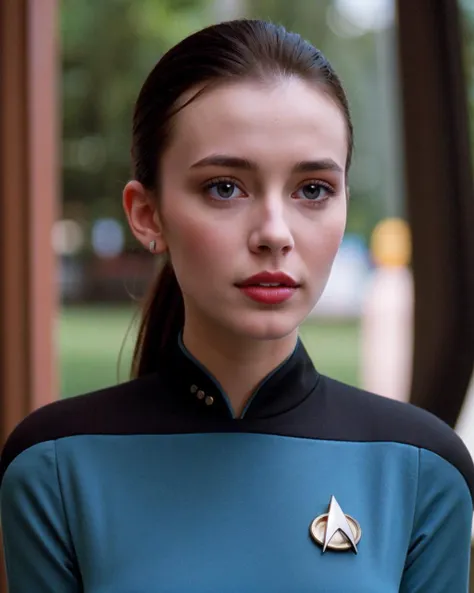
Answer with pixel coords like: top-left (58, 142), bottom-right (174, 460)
top-left (205, 180), bottom-right (245, 200)
top-left (294, 182), bottom-right (334, 202)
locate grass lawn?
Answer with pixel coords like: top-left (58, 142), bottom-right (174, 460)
top-left (59, 305), bottom-right (360, 398)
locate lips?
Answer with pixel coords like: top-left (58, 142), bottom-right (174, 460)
top-left (236, 271), bottom-right (300, 305)
top-left (236, 271), bottom-right (299, 288)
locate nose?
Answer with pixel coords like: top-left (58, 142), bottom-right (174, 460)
top-left (248, 202), bottom-right (295, 256)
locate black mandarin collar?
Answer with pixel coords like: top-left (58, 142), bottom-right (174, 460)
top-left (158, 334), bottom-right (320, 420)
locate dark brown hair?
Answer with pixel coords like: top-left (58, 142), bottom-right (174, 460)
top-left (130, 19), bottom-right (353, 377)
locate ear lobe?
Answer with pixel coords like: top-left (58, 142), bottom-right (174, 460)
top-left (122, 180), bottom-right (168, 253)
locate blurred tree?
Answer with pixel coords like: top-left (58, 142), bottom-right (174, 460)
top-left (61, 0), bottom-right (213, 250)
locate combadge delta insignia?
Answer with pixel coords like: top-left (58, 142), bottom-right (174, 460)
top-left (310, 496), bottom-right (362, 554)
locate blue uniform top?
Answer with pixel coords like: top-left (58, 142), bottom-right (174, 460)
top-left (1, 336), bottom-right (474, 592)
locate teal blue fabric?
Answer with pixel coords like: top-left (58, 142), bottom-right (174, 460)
top-left (2, 433), bottom-right (472, 592)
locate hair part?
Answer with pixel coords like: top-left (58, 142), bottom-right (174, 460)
top-left (130, 19), bottom-right (353, 377)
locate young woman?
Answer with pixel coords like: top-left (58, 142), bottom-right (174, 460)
top-left (1, 19), bottom-right (473, 593)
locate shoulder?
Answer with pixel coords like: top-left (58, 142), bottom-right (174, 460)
top-left (0, 372), bottom-right (167, 486)
top-left (320, 375), bottom-right (474, 501)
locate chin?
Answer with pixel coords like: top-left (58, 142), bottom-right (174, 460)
top-left (225, 310), bottom-right (305, 342)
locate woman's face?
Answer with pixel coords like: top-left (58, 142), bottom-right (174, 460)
top-left (145, 78), bottom-right (347, 342)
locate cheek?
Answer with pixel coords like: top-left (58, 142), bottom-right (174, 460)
top-left (164, 206), bottom-right (233, 273)
top-left (302, 209), bottom-right (346, 269)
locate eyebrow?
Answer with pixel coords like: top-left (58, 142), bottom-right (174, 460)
top-left (190, 154), bottom-right (343, 174)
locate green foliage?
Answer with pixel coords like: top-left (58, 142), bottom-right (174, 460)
top-left (61, 0), bottom-right (213, 248)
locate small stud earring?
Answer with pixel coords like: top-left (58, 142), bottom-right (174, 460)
top-left (149, 240), bottom-right (156, 253)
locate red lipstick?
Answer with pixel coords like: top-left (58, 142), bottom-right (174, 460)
top-left (236, 271), bottom-right (299, 305)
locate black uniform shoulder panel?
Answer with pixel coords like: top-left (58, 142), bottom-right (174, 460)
top-left (2, 366), bottom-right (473, 502)
top-left (0, 373), bottom-right (171, 485)
top-left (314, 376), bottom-right (474, 499)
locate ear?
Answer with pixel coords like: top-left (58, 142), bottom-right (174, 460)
top-left (122, 180), bottom-right (167, 253)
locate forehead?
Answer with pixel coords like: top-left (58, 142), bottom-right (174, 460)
top-left (165, 78), bottom-right (348, 170)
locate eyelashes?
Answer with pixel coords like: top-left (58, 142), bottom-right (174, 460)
top-left (291, 180), bottom-right (335, 202)
top-left (202, 177), bottom-right (247, 200)
top-left (202, 177), bottom-right (336, 205)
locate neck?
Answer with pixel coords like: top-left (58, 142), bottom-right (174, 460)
top-left (181, 323), bottom-right (298, 417)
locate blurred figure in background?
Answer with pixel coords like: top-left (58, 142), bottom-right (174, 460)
top-left (361, 217), bottom-right (413, 402)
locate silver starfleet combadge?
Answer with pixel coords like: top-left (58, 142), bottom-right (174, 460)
top-left (310, 496), bottom-right (361, 554)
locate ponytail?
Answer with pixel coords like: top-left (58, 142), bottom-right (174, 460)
top-left (131, 259), bottom-right (184, 378)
